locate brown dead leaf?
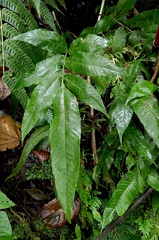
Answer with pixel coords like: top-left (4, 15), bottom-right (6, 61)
top-left (0, 114), bottom-right (21, 151)
top-left (32, 150), bottom-right (50, 162)
top-left (0, 66), bottom-right (11, 100)
top-left (41, 198), bottom-right (80, 229)
top-left (24, 188), bottom-right (48, 201)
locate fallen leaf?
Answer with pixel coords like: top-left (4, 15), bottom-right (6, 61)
top-left (0, 66), bottom-right (11, 100)
top-left (24, 188), bottom-right (48, 201)
top-left (41, 198), bottom-right (80, 229)
top-left (32, 150), bottom-right (50, 162)
top-left (0, 114), bottom-right (21, 151)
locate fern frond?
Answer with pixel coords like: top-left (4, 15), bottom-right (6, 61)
top-left (4, 40), bottom-right (35, 72)
top-left (44, 0), bottom-right (62, 13)
top-left (30, 0), bottom-right (56, 31)
top-left (2, 72), bottom-right (28, 109)
top-left (3, 23), bottom-right (19, 39)
top-left (0, 0), bottom-right (38, 30)
top-left (2, 8), bottom-right (27, 33)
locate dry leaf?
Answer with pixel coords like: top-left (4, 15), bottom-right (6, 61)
top-left (0, 66), bottom-right (11, 100)
top-left (41, 198), bottom-right (80, 229)
top-left (32, 150), bottom-right (50, 162)
top-left (0, 114), bottom-right (21, 151)
top-left (24, 188), bottom-right (48, 201)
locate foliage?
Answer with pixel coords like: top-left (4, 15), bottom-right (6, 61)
top-left (1, 0), bottom-right (159, 239)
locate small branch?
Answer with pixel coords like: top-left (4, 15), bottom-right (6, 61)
top-left (97, 0), bottom-right (106, 21)
top-left (96, 188), bottom-right (154, 240)
top-left (151, 50), bottom-right (159, 83)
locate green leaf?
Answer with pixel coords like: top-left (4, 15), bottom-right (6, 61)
top-left (21, 71), bottom-right (61, 141)
top-left (66, 51), bottom-right (124, 77)
top-left (128, 9), bottom-right (159, 28)
top-left (64, 74), bottom-right (108, 116)
top-left (147, 168), bottom-right (159, 191)
top-left (75, 224), bottom-right (81, 240)
top-left (102, 170), bottom-right (141, 228)
top-left (152, 193), bottom-right (159, 213)
top-left (13, 29), bottom-right (67, 53)
top-left (126, 80), bottom-right (157, 104)
top-left (7, 125), bottom-right (49, 180)
top-left (109, 96), bottom-right (133, 143)
top-left (0, 192), bottom-right (15, 210)
top-left (69, 34), bottom-right (108, 54)
top-left (50, 85), bottom-right (81, 220)
top-left (124, 124), bottom-right (154, 162)
top-left (131, 96), bottom-right (159, 147)
top-left (0, 211), bottom-right (13, 239)
top-left (15, 55), bottom-right (64, 88)
top-left (110, 27), bottom-right (127, 51)
top-left (33, 0), bottom-right (41, 16)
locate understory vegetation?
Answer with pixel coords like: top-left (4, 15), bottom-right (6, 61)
top-left (1, 0), bottom-right (159, 239)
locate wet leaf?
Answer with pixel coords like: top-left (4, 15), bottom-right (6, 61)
top-left (41, 198), bottom-right (80, 229)
top-left (0, 114), bottom-right (21, 151)
top-left (24, 188), bottom-right (47, 200)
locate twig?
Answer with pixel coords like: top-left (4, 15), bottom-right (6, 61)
top-left (88, 0), bottom-right (106, 164)
top-left (95, 188), bottom-right (154, 240)
top-left (151, 50), bottom-right (159, 83)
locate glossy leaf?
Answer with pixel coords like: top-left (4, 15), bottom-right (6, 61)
top-left (64, 74), bottom-right (107, 116)
top-left (50, 85), bottom-right (81, 220)
top-left (33, 0), bottom-right (41, 16)
top-left (15, 55), bottom-right (64, 88)
top-left (124, 125), bottom-right (154, 162)
top-left (147, 168), bottom-right (159, 191)
top-left (13, 29), bottom-right (67, 53)
top-left (131, 96), bottom-right (159, 147)
top-left (0, 192), bottom-right (15, 209)
top-left (126, 80), bottom-right (157, 104)
top-left (7, 125), bottom-right (49, 180)
top-left (69, 34), bottom-right (108, 54)
top-left (109, 97), bottom-right (133, 144)
top-left (66, 51), bottom-right (124, 77)
top-left (102, 170), bottom-right (141, 228)
top-left (111, 27), bottom-right (127, 51)
top-left (21, 71), bottom-right (61, 141)
top-left (0, 211), bottom-right (13, 239)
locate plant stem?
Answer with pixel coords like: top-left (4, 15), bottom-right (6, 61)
top-left (96, 188), bottom-right (154, 240)
top-left (151, 50), bottom-right (159, 82)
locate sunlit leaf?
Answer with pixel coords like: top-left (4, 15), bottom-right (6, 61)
top-left (0, 211), bottom-right (13, 239)
top-left (13, 29), bottom-right (67, 53)
top-left (0, 114), bottom-right (21, 151)
top-left (50, 86), bottom-right (81, 220)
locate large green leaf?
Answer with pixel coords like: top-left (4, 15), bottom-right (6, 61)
top-left (69, 34), bottom-right (108, 54)
top-left (66, 51), bottom-right (124, 77)
top-left (64, 74), bottom-right (107, 116)
top-left (13, 29), bottom-right (67, 53)
top-left (110, 27), bottom-right (127, 51)
top-left (102, 171), bottom-right (141, 228)
top-left (126, 80), bottom-right (157, 104)
top-left (0, 192), bottom-right (15, 210)
top-left (50, 85), bottom-right (81, 220)
top-left (7, 125), bottom-right (49, 180)
top-left (128, 9), bottom-right (159, 28)
top-left (15, 55), bottom-right (64, 88)
top-left (102, 170), bottom-right (141, 229)
top-left (124, 125), bottom-right (154, 162)
top-left (147, 168), bottom-right (159, 191)
top-left (21, 71), bottom-right (61, 141)
top-left (109, 96), bottom-right (133, 143)
top-left (131, 96), bottom-right (159, 147)
top-left (0, 211), bottom-right (13, 239)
